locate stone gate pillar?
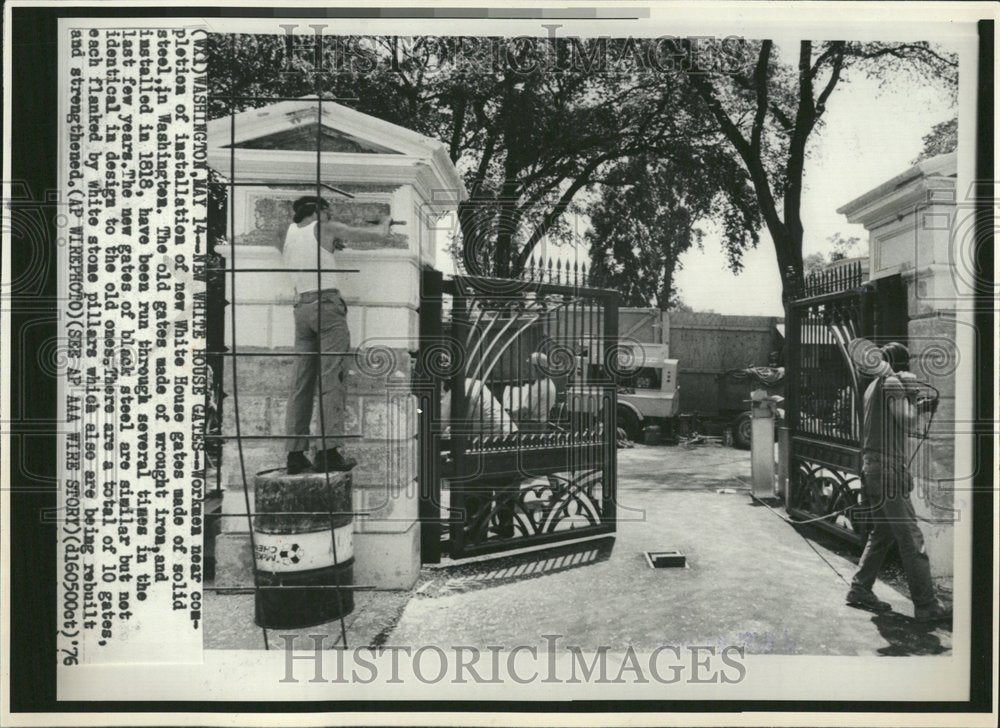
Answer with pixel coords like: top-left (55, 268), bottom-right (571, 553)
top-left (207, 98), bottom-right (465, 589)
top-left (838, 152), bottom-right (959, 580)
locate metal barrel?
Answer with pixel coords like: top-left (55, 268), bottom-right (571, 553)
top-left (252, 468), bottom-right (354, 629)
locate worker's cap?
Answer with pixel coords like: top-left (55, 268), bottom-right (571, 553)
top-left (292, 196), bottom-right (330, 222)
top-left (880, 342), bottom-right (910, 372)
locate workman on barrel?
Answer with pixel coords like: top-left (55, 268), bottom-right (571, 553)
top-left (282, 196), bottom-right (392, 475)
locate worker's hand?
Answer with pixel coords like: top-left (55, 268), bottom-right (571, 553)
top-left (334, 238), bottom-right (347, 251)
top-left (917, 395), bottom-right (939, 414)
top-left (896, 371), bottom-right (920, 394)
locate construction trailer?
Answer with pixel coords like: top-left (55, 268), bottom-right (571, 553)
top-left (615, 308), bottom-right (785, 446)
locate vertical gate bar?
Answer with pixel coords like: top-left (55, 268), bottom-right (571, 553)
top-left (553, 291), bottom-right (560, 434)
top-left (573, 299), bottom-right (579, 451)
top-left (581, 297), bottom-right (596, 469)
top-left (574, 290), bottom-right (580, 451)
top-left (820, 314), bottom-right (828, 440)
top-left (603, 291), bottom-right (618, 529)
top-left (581, 298), bottom-right (588, 471)
top-left (587, 297), bottom-right (596, 470)
top-left (418, 268), bottom-right (443, 564)
top-left (522, 298), bottom-right (529, 438)
top-left (577, 296), bottom-right (585, 472)
top-left (827, 316), bottom-right (835, 441)
top-left (785, 301), bottom-right (800, 438)
top-left (312, 91), bottom-right (350, 650)
top-left (450, 284), bottom-right (470, 557)
top-left (224, 45), bottom-right (269, 650)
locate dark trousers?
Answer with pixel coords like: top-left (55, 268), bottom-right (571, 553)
top-left (284, 289), bottom-right (350, 453)
top-left (851, 466), bottom-right (936, 608)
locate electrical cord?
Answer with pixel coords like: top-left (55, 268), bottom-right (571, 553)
top-left (750, 492), bottom-right (857, 525)
top-left (750, 494), bottom-right (852, 585)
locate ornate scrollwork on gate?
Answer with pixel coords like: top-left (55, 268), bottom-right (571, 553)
top-left (790, 459), bottom-right (870, 540)
top-left (454, 469), bottom-right (608, 549)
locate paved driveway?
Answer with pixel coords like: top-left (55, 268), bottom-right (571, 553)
top-left (386, 444), bottom-right (951, 656)
top-left (205, 443), bottom-right (952, 656)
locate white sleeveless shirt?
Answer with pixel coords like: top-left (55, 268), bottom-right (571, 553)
top-left (282, 220), bottom-right (338, 295)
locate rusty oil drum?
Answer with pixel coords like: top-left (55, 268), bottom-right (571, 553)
top-left (252, 468), bottom-right (354, 629)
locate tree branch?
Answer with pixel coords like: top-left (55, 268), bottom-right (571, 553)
top-left (851, 42), bottom-right (958, 68)
top-left (689, 71), bottom-right (785, 251)
top-left (448, 95), bottom-right (467, 163)
top-left (751, 41), bottom-right (773, 156)
top-left (815, 44), bottom-right (845, 113)
top-left (688, 73), bottom-right (752, 159)
top-left (513, 155), bottom-right (614, 272)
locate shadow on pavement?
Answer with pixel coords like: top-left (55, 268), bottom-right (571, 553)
top-left (416, 536), bottom-right (616, 598)
top-left (871, 612), bottom-right (950, 656)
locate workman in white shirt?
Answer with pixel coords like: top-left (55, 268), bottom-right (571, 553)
top-left (282, 196), bottom-right (392, 474)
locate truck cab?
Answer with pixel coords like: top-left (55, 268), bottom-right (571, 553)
top-left (613, 342), bottom-right (680, 441)
top-left (567, 340), bottom-right (679, 442)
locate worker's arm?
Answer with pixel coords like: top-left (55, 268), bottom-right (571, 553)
top-left (886, 373), bottom-right (937, 429)
top-left (315, 215), bottom-right (392, 252)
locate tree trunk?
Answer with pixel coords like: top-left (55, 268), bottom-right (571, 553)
top-left (457, 199), bottom-right (492, 277)
top-left (771, 226), bottom-right (804, 302)
top-left (493, 179), bottom-right (519, 278)
top-left (658, 260), bottom-right (674, 311)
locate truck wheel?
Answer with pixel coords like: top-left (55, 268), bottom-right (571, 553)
top-left (733, 412), bottom-right (752, 449)
top-left (617, 406), bottom-right (641, 443)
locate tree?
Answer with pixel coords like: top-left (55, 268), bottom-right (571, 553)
top-left (683, 40), bottom-right (957, 300)
top-left (207, 34), bottom-right (759, 278)
top-left (802, 232), bottom-right (862, 277)
top-left (587, 149), bottom-right (761, 309)
top-left (828, 232), bottom-right (861, 262)
top-left (803, 252), bottom-right (827, 277)
top-left (914, 116), bottom-right (958, 162)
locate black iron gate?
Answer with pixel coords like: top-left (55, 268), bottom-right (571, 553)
top-left (785, 263), bottom-right (907, 544)
top-left (418, 266), bottom-right (619, 561)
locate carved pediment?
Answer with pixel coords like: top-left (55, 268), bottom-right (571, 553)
top-left (230, 123), bottom-right (402, 154)
top-left (207, 97), bottom-right (468, 210)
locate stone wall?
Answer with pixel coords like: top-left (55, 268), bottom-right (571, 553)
top-left (903, 283), bottom-right (958, 579)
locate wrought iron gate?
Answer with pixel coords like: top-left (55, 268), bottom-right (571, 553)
top-left (785, 263), bottom-right (907, 544)
top-left (418, 265), bottom-right (619, 561)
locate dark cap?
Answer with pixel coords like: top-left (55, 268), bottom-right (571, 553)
top-left (292, 195), bottom-right (330, 223)
top-left (880, 342), bottom-right (910, 372)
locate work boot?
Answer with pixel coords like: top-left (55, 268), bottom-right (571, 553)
top-left (846, 586), bottom-right (892, 613)
top-left (914, 600), bottom-right (952, 624)
top-left (286, 451), bottom-right (314, 475)
top-left (314, 448), bottom-right (357, 473)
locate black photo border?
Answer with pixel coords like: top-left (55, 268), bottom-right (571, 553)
top-left (5, 3), bottom-right (995, 719)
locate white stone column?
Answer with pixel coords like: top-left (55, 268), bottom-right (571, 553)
top-left (213, 190), bottom-right (439, 590)
top-left (206, 99), bottom-right (466, 590)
